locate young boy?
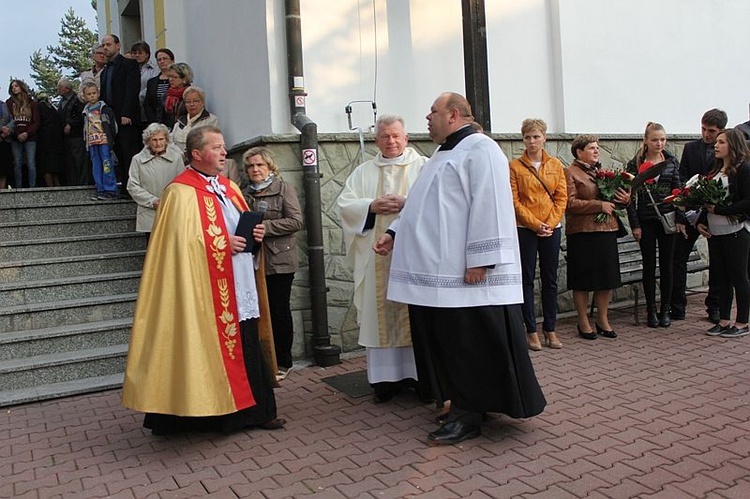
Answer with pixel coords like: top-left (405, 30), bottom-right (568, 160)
top-left (81, 80), bottom-right (118, 200)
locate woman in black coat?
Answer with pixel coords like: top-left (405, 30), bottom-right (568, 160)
top-left (36, 97), bottom-right (64, 187)
top-left (626, 122), bottom-right (683, 328)
top-left (698, 128), bottom-right (750, 338)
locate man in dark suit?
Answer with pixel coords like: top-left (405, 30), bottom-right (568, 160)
top-left (56, 78), bottom-right (88, 186)
top-left (99, 34), bottom-right (141, 193)
top-left (670, 108), bottom-right (727, 323)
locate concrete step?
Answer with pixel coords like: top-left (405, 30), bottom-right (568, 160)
top-left (0, 293), bottom-right (137, 332)
top-left (1, 198), bottom-right (135, 223)
top-left (0, 250), bottom-right (145, 283)
top-left (0, 373), bottom-right (124, 408)
top-left (0, 318), bottom-right (132, 360)
top-left (0, 344), bottom-right (127, 391)
top-left (0, 271), bottom-right (141, 306)
top-left (0, 232), bottom-right (146, 261)
top-left (0, 186), bottom-right (105, 208)
top-left (0, 215), bottom-right (136, 240)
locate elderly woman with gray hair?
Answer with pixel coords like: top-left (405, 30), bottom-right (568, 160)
top-left (127, 123), bottom-right (185, 238)
top-left (171, 86), bottom-right (219, 153)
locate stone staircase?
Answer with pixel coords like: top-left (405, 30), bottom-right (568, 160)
top-left (0, 187), bottom-right (145, 407)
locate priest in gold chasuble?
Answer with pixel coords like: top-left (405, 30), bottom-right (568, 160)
top-left (122, 126), bottom-right (284, 434)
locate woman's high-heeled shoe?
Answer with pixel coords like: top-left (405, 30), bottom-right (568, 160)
top-left (596, 323), bottom-right (617, 339)
top-left (542, 331), bottom-right (562, 349)
top-left (577, 325), bottom-right (596, 340)
top-left (527, 332), bottom-right (542, 351)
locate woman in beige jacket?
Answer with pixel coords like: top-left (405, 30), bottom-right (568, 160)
top-left (127, 123), bottom-right (185, 239)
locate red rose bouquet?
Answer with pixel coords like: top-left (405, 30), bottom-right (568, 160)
top-left (663, 174), bottom-right (729, 209)
top-left (594, 168), bottom-right (634, 223)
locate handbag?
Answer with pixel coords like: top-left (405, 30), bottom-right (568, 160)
top-left (645, 186), bottom-right (678, 234)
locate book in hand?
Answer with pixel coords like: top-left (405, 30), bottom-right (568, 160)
top-left (235, 211), bottom-right (264, 254)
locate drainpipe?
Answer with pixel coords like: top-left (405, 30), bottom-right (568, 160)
top-left (285, 0), bottom-right (341, 367)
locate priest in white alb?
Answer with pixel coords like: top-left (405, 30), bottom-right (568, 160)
top-left (337, 115), bottom-right (429, 403)
top-left (374, 93), bottom-right (546, 445)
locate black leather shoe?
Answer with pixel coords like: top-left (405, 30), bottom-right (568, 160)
top-left (671, 311), bottom-right (685, 321)
top-left (595, 323), bottom-right (617, 339)
top-left (577, 325), bottom-right (597, 340)
top-left (428, 420), bottom-right (481, 445)
top-left (373, 389), bottom-right (399, 404)
top-left (646, 311), bottom-right (659, 328)
top-left (659, 310), bottom-right (671, 328)
top-left (720, 325), bottom-right (750, 338)
top-left (706, 323), bottom-right (730, 336)
top-left (708, 310), bottom-right (721, 324)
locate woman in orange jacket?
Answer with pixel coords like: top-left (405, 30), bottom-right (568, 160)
top-left (509, 119), bottom-right (568, 351)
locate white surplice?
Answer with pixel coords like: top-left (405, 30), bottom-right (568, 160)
top-left (388, 133), bottom-right (523, 307)
top-left (337, 147), bottom-right (426, 383)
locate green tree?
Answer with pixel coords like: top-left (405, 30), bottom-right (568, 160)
top-left (29, 50), bottom-right (63, 97)
top-left (28, 7), bottom-right (98, 94)
top-left (47, 8), bottom-right (98, 77)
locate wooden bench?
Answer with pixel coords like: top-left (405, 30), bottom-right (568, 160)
top-left (562, 235), bottom-right (708, 325)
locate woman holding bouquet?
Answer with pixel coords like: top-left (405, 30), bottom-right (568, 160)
top-left (699, 129), bottom-right (750, 338)
top-left (565, 135), bottom-right (631, 340)
top-left (626, 122), bottom-right (684, 328)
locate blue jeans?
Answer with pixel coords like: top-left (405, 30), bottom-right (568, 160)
top-left (11, 140), bottom-right (36, 187)
top-left (518, 227), bottom-right (562, 333)
top-left (89, 143), bottom-right (117, 194)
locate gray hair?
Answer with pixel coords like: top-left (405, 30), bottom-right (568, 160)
top-left (92, 44), bottom-right (104, 56)
top-left (57, 77), bottom-right (74, 90)
top-left (375, 115), bottom-right (406, 135)
top-left (183, 86), bottom-right (206, 104)
top-left (142, 123), bottom-right (171, 145)
top-left (168, 62), bottom-right (194, 85)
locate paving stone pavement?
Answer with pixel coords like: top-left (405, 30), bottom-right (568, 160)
top-left (2, 294), bottom-right (749, 498)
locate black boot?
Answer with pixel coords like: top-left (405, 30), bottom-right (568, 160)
top-left (659, 306), bottom-right (671, 328)
top-left (646, 307), bottom-right (659, 328)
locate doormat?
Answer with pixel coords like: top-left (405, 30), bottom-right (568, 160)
top-left (321, 370), bottom-right (372, 398)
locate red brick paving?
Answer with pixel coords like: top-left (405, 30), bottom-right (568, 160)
top-left (2, 294), bottom-right (750, 498)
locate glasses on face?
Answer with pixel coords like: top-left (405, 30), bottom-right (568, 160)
top-left (184, 100), bottom-right (202, 105)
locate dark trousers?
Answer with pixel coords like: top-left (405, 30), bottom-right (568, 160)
top-left (113, 123), bottom-right (140, 187)
top-left (638, 218), bottom-right (676, 311)
top-left (407, 304), bottom-right (546, 419)
top-left (712, 230), bottom-right (750, 323)
top-left (671, 223), bottom-right (719, 314)
top-left (517, 226), bottom-right (561, 332)
top-left (63, 137), bottom-right (90, 186)
top-left (265, 273), bottom-right (295, 369)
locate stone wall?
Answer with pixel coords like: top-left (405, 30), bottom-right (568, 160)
top-left (230, 133), bottom-right (708, 359)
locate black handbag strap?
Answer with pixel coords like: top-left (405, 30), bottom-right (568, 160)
top-left (644, 185), bottom-right (665, 218)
